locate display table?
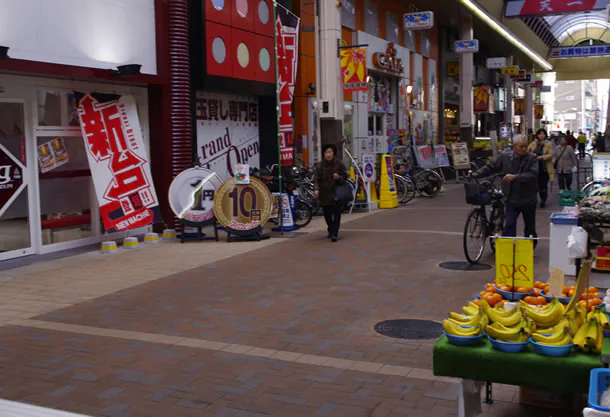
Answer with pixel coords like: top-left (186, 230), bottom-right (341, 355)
top-left (434, 335), bottom-right (601, 394)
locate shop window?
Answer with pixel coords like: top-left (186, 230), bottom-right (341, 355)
top-left (38, 91), bottom-right (62, 127)
top-left (385, 12), bottom-right (399, 44)
top-left (420, 31), bottom-right (430, 57)
top-left (404, 29), bottom-right (415, 51)
top-left (341, 0), bottom-right (355, 29)
top-left (364, 0), bottom-right (378, 37)
top-left (36, 136), bottom-right (93, 245)
top-left (367, 74), bottom-right (393, 113)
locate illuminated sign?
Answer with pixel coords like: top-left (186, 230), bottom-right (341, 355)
top-left (372, 43), bottom-right (404, 75)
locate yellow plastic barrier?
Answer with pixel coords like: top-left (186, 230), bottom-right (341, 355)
top-left (378, 154), bottom-right (398, 209)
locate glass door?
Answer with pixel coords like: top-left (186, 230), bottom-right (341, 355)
top-left (0, 101), bottom-right (34, 260)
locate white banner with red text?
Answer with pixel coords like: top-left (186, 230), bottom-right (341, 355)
top-left (276, 5), bottom-right (300, 166)
top-left (76, 92), bottom-right (161, 232)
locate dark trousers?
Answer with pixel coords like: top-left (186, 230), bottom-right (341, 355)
top-left (578, 143), bottom-right (586, 157)
top-left (322, 204), bottom-right (342, 237)
top-left (558, 173), bottom-right (573, 190)
top-left (538, 170), bottom-right (549, 204)
top-left (504, 204), bottom-right (537, 246)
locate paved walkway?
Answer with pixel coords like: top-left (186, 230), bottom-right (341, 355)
top-left (0, 186), bottom-right (576, 416)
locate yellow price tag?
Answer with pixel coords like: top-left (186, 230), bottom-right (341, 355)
top-left (549, 268), bottom-right (564, 297)
top-left (495, 238), bottom-right (534, 288)
top-left (501, 66), bottom-right (519, 76)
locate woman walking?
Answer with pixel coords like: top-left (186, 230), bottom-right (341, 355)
top-left (314, 144), bottom-right (348, 242)
top-left (528, 129), bottom-right (555, 208)
top-left (553, 136), bottom-right (578, 190)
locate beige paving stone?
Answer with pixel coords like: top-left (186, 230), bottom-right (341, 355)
top-left (378, 365), bottom-right (412, 377)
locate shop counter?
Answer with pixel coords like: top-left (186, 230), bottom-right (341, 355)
top-left (433, 335), bottom-right (601, 394)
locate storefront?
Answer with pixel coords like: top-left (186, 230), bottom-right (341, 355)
top-left (0, 0), bottom-right (165, 261)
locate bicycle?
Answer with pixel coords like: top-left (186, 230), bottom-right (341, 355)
top-left (463, 174), bottom-right (505, 264)
top-left (394, 174), bottom-right (416, 204)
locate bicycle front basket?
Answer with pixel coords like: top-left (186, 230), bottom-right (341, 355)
top-left (464, 182), bottom-right (492, 206)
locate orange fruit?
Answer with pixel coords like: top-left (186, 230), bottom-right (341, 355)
top-left (516, 287), bottom-right (530, 293)
top-left (591, 298), bottom-right (603, 306)
top-left (500, 285), bottom-right (511, 292)
top-left (534, 281), bottom-right (543, 289)
top-left (479, 291), bottom-right (487, 298)
top-left (561, 293), bottom-right (567, 298)
top-left (563, 285), bottom-right (569, 294)
top-left (524, 296), bottom-right (535, 305)
top-left (593, 292), bottom-right (603, 298)
top-left (536, 296), bottom-right (547, 305)
top-left (533, 288), bottom-right (541, 296)
top-left (486, 286), bottom-right (497, 293)
top-left (472, 300), bottom-right (481, 306)
top-left (568, 288), bottom-right (575, 297)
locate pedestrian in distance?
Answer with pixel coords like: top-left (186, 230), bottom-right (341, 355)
top-left (471, 134), bottom-right (539, 245)
top-left (577, 130), bottom-right (587, 159)
top-left (527, 129), bottom-right (554, 208)
top-left (553, 136), bottom-right (578, 191)
top-left (314, 144), bottom-right (348, 242)
top-left (595, 131), bottom-right (606, 153)
top-left (566, 130), bottom-right (577, 149)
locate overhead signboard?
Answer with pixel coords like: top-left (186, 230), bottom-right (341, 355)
top-left (511, 70), bottom-right (533, 83)
top-left (486, 57), bottom-right (507, 69)
top-left (531, 80), bottom-right (543, 88)
top-left (501, 66), bottom-right (519, 75)
top-left (505, 0), bottom-right (610, 17)
top-left (550, 45), bottom-right (610, 59)
top-left (404, 12), bottom-right (434, 30)
top-left (455, 39), bottom-right (479, 53)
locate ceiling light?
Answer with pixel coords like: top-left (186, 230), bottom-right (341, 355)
top-left (406, 85), bottom-right (413, 94)
top-left (458, 0), bottom-right (553, 71)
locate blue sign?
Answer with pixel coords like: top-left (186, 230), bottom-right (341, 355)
top-left (455, 39), bottom-right (479, 53)
top-left (550, 45), bottom-right (610, 59)
top-left (404, 12), bottom-right (434, 30)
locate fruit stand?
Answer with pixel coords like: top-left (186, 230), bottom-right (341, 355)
top-left (432, 256), bottom-right (608, 415)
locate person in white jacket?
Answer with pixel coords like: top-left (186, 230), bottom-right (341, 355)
top-left (553, 136), bottom-right (578, 190)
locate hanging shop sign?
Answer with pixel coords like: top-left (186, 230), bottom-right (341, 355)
top-left (362, 153), bottom-right (376, 182)
top-left (531, 80), bottom-right (544, 88)
top-left (76, 92), bottom-right (161, 232)
top-left (486, 57), bottom-right (507, 69)
top-left (403, 11), bottom-right (434, 30)
top-left (535, 104), bottom-right (544, 120)
top-left (433, 145), bottom-right (450, 167)
top-left (168, 167), bottom-right (224, 224)
top-left (340, 47), bottom-right (368, 91)
top-left (0, 143), bottom-right (25, 218)
top-left (37, 138), bottom-right (69, 174)
top-left (454, 39), bottom-right (479, 53)
top-left (550, 44), bottom-right (610, 59)
top-left (447, 62), bottom-right (459, 77)
top-left (501, 66), bottom-right (519, 76)
top-left (512, 70), bottom-right (533, 83)
top-left (495, 237), bottom-right (534, 288)
top-left (505, 0), bottom-right (608, 17)
top-left (473, 86), bottom-right (491, 113)
top-left (372, 43), bottom-right (404, 75)
top-left (276, 7), bottom-right (300, 167)
top-left (213, 177), bottom-right (273, 233)
top-left (541, 85), bottom-right (552, 93)
top-left (451, 143), bottom-right (470, 170)
top-left (514, 98), bottom-right (526, 116)
top-left (195, 92), bottom-right (260, 180)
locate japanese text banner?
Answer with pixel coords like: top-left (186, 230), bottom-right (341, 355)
top-left (276, 5), bottom-right (300, 167)
top-left (535, 104), bottom-right (544, 120)
top-left (514, 98), bottom-right (526, 116)
top-left (340, 47), bottom-right (368, 92)
top-left (76, 92), bottom-right (161, 232)
top-left (505, 0), bottom-right (607, 17)
top-left (473, 86), bottom-right (490, 113)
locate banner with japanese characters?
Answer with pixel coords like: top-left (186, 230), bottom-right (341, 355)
top-left (340, 47), bottom-right (368, 91)
top-left (514, 98), bottom-right (526, 116)
top-left (276, 4), bottom-right (300, 166)
top-left (535, 104), bottom-right (544, 120)
top-left (195, 92), bottom-right (260, 180)
top-left (505, 0), bottom-right (608, 17)
top-left (76, 92), bottom-right (160, 232)
top-left (473, 86), bottom-right (490, 113)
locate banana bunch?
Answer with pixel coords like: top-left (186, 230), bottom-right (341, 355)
top-left (443, 308), bottom-right (488, 337)
top-left (531, 319), bottom-right (573, 346)
top-left (442, 319), bottom-right (483, 337)
top-left (519, 298), bottom-right (565, 328)
top-left (462, 302), bottom-right (480, 317)
top-left (485, 319), bottom-right (532, 342)
top-left (574, 307), bottom-right (607, 354)
top-left (480, 300), bottom-right (522, 327)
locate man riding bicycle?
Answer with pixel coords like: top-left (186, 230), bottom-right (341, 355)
top-left (470, 135), bottom-right (539, 244)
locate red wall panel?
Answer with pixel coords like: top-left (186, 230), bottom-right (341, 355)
top-left (206, 22), bottom-right (233, 78)
top-left (253, 0), bottom-right (274, 37)
top-left (253, 34), bottom-right (274, 83)
top-left (231, 0), bottom-right (255, 33)
top-left (231, 28), bottom-right (257, 80)
top-left (205, 0), bottom-right (232, 26)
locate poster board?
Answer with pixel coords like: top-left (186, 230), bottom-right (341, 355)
top-left (451, 142), bottom-right (471, 170)
top-left (433, 145), bottom-right (450, 167)
top-left (416, 145), bottom-right (436, 169)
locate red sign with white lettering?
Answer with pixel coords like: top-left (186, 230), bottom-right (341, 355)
top-left (76, 93), bottom-right (161, 232)
top-left (505, 0), bottom-right (604, 17)
top-left (276, 7), bottom-right (300, 167)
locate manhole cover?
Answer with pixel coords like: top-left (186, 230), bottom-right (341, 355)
top-left (374, 319), bottom-right (443, 340)
top-left (439, 261), bottom-right (492, 271)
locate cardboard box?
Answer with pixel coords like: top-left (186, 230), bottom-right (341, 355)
top-left (519, 387), bottom-right (564, 409)
top-left (596, 257), bottom-right (610, 271)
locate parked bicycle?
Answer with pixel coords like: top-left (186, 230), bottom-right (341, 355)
top-left (463, 174), bottom-right (505, 264)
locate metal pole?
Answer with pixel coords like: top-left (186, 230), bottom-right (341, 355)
top-left (313, 0), bottom-right (322, 163)
top-left (274, 2), bottom-right (284, 236)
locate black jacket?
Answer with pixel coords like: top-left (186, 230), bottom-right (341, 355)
top-left (473, 150), bottom-right (539, 207)
top-left (315, 159), bottom-right (348, 206)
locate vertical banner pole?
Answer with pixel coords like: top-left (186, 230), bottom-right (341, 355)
top-left (274, 2), bottom-right (284, 236)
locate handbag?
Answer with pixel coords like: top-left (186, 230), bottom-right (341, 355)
top-left (334, 184), bottom-right (353, 202)
top-left (554, 147), bottom-right (567, 170)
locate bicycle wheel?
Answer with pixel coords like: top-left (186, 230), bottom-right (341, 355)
top-left (395, 175), bottom-right (408, 203)
top-left (463, 209), bottom-right (487, 264)
top-left (293, 200), bottom-right (313, 228)
top-left (488, 202), bottom-right (505, 252)
top-left (415, 170), bottom-right (442, 198)
top-left (402, 175), bottom-right (416, 203)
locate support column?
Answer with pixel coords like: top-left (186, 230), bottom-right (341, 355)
top-left (317, 0), bottom-right (344, 157)
top-left (525, 84), bottom-right (534, 136)
top-left (459, 14), bottom-right (474, 148)
top-left (505, 56), bottom-right (513, 138)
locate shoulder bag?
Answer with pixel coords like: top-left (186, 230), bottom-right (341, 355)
top-left (554, 147), bottom-right (567, 170)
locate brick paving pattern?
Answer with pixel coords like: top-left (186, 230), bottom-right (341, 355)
top-left (0, 188), bottom-right (580, 416)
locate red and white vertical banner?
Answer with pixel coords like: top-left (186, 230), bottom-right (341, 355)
top-left (76, 92), bottom-right (161, 232)
top-left (276, 5), bottom-right (300, 167)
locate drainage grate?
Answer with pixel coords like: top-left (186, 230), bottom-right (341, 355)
top-left (439, 261), bottom-right (492, 271)
top-left (374, 319), bottom-right (443, 340)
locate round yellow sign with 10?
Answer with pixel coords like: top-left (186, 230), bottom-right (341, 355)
top-left (213, 177), bottom-right (273, 234)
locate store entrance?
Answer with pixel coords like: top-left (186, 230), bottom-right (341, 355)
top-left (0, 100), bottom-right (35, 260)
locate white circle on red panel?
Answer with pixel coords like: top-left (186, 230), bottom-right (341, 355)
top-left (236, 0), bottom-right (248, 17)
top-left (237, 43), bottom-right (250, 67)
top-left (259, 48), bottom-right (270, 71)
top-left (212, 0), bottom-right (225, 10)
top-left (258, 0), bottom-right (269, 24)
top-left (212, 37), bottom-right (226, 63)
